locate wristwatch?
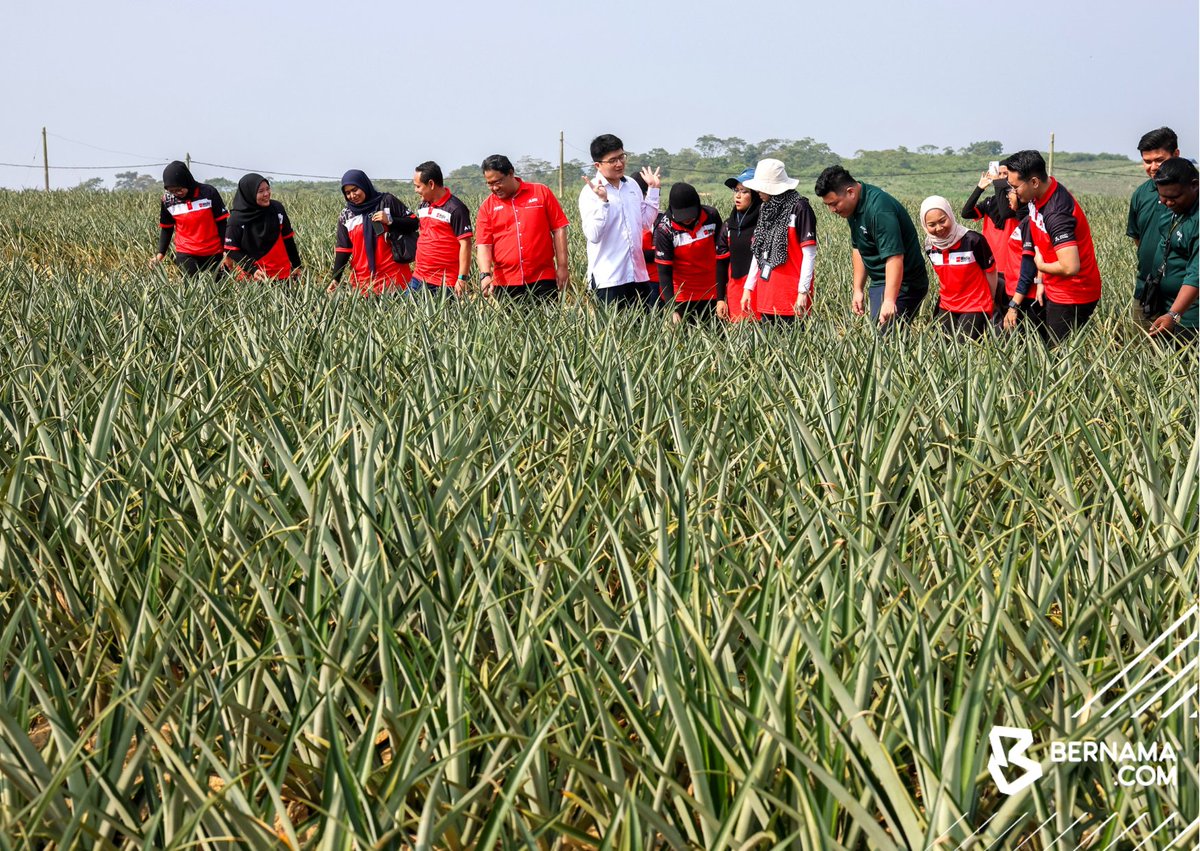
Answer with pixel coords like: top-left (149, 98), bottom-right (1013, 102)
top-left (1007, 300), bottom-right (1020, 311)
top-left (1167, 310), bottom-right (1182, 324)
top-left (480, 271), bottom-right (493, 280)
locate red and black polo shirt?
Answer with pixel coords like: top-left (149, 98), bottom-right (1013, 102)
top-left (925, 230), bottom-right (995, 314)
top-left (335, 194), bottom-right (416, 293)
top-left (474, 180), bottom-right (568, 286)
top-left (415, 188), bottom-right (473, 286)
top-left (653, 206), bottom-right (730, 303)
top-left (754, 197), bottom-right (818, 317)
top-left (1026, 178), bottom-right (1102, 304)
top-left (224, 202), bottom-right (298, 280)
top-left (159, 184), bottom-right (228, 256)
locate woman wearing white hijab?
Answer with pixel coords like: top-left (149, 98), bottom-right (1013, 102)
top-left (920, 196), bottom-right (997, 339)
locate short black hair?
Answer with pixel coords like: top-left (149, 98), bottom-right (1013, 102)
top-left (1138, 127), bottom-right (1179, 154)
top-left (590, 134), bottom-right (624, 163)
top-left (1153, 157), bottom-right (1198, 186)
top-left (415, 161), bottom-right (443, 186)
top-left (1003, 150), bottom-right (1048, 182)
top-left (814, 165), bottom-right (856, 196)
top-left (481, 154), bottom-right (514, 175)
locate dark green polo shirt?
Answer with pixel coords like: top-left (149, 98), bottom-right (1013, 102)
top-left (1159, 200), bottom-right (1198, 328)
top-left (847, 183), bottom-right (928, 294)
top-left (1126, 178), bottom-right (1172, 299)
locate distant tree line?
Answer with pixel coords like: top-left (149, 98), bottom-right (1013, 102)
top-left (68, 138), bottom-right (1136, 196)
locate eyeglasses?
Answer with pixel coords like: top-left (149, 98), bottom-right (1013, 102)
top-left (597, 153), bottom-right (628, 165)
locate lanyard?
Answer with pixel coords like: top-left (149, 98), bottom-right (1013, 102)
top-left (1154, 212), bottom-right (1186, 282)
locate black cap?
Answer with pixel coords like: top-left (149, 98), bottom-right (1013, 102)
top-left (668, 182), bottom-right (701, 224)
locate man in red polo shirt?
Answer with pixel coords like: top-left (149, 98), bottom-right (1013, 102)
top-left (475, 154), bottom-right (570, 300)
top-left (412, 161), bottom-right (473, 297)
top-left (1003, 150), bottom-right (1102, 344)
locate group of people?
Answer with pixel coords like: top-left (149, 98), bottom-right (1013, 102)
top-left (148, 126), bottom-right (1198, 345)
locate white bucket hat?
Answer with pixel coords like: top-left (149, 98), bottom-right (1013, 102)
top-left (742, 158), bottom-right (799, 195)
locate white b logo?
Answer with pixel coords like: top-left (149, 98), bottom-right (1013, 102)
top-left (987, 726), bottom-right (1043, 795)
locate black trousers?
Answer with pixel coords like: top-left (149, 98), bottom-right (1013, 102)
top-left (671, 299), bottom-right (719, 324)
top-left (936, 309), bottom-right (992, 340)
top-left (758, 313), bottom-right (796, 326)
top-left (494, 279), bottom-right (559, 299)
top-left (175, 253), bottom-right (225, 277)
top-left (1039, 297), bottom-right (1099, 346)
top-left (991, 273), bottom-right (1009, 323)
top-left (593, 280), bottom-right (655, 309)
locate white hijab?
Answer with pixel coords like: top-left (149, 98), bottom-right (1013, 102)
top-left (920, 196), bottom-right (970, 251)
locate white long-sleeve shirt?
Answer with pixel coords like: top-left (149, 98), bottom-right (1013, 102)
top-left (577, 173), bottom-right (660, 289)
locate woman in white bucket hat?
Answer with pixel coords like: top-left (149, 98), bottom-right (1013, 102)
top-left (740, 159), bottom-right (819, 323)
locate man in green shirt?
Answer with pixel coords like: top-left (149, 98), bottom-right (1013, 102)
top-left (1127, 126), bottom-right (1179, 329)
top-left (1147, 157), bottom-right (1198, 344)
top-left (815, 165), bottom-right (928, 327)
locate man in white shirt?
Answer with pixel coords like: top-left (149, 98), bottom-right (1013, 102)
top-left (578, 133), bottom-right (662, 308)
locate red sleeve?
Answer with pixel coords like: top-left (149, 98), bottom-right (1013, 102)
top-left (543, 185), bottom-right (569, 230)
top-left (474, 202), bottom-right (492, 246)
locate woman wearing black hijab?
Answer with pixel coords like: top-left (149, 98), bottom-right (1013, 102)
top-left (150, 160), bottom-right (229, 275)
top-left (223, 173), bottom-right (302, 280)
top-left (721, 167), bottom-right (763, 321)
top-left (330, 169), bottom-right (419, 295)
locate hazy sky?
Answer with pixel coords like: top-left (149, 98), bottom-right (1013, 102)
top-left (1, 0), bottom-right (1196, 190)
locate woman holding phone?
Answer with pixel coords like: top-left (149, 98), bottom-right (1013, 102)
top-left (961, 161), bottom-right (1018, 320)
top-left (330, 169), bottom-right (419, 295)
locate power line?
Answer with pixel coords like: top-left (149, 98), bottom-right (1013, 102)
top-left (46, 132), bottom-right (170, 163)
top-left (0, 160), bottom-right (167, 170)
top-left (3, 131), bottom-right (1146, 185)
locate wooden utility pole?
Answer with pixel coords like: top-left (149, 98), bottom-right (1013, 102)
top-left (186, 152), bottom-right (191, 172)
top-left (42, 127), bottom-right (49, 191)
top-left (1048, 133), bottom-right (1055, 176)
top-left (558, 131), bottom-right (564, 197)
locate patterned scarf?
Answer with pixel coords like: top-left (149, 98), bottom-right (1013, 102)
top-left (753, 189), bottom-right (799, 273)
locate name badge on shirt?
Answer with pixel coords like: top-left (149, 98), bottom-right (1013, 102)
top-left (419, 208), bottom-right (453, 224)
top-left (167, 198), bottom-right (213, 216)
top-left (673, 223), bottom-right (716, 247)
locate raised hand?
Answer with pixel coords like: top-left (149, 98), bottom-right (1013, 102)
top-left (582, 175), bottom-right (608, 203)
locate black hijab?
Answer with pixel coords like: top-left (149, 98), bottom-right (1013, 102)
top-left (229, 173), bottom-right (280, 258)
top-left (341, 169), bottom-right (386, 274)
top-left (162, 160), bottom-right (198, 194)
top-left (726, 193), bottom-right (762, 279)
top-left (985, 178), bottom-right (1017, 229)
